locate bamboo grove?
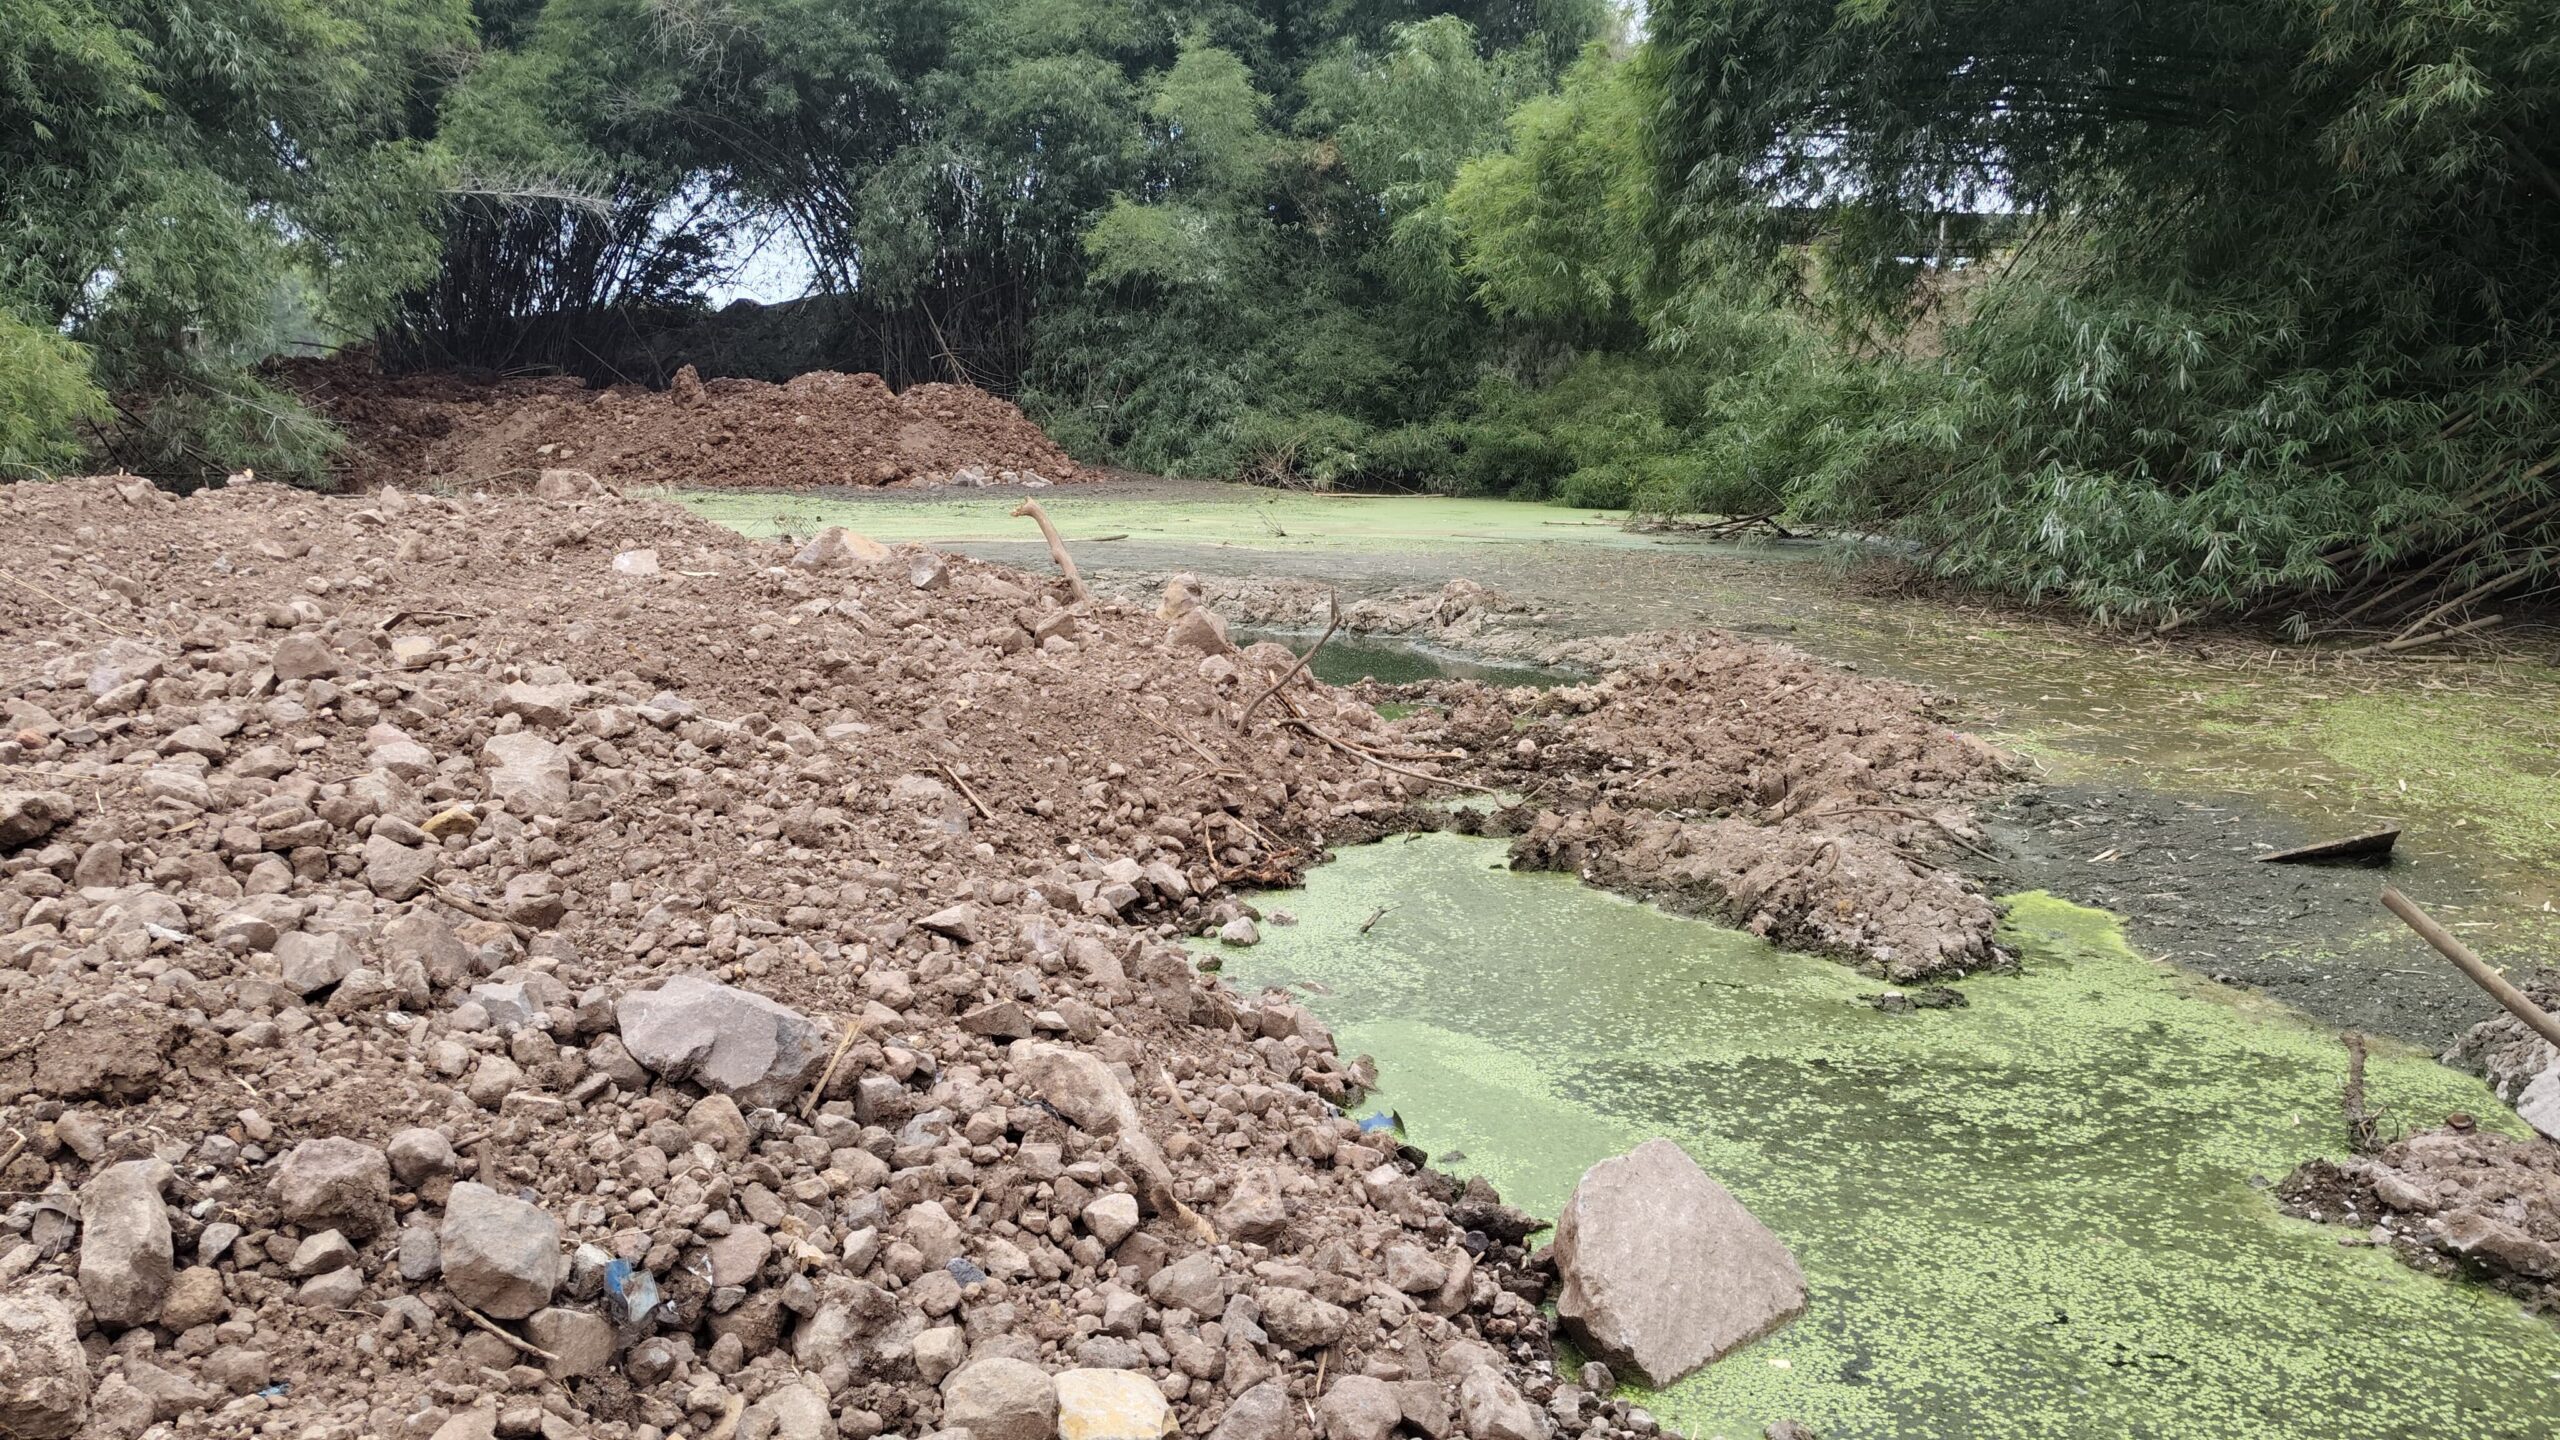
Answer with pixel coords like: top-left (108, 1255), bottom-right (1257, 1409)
top-left (6, 0), bottom-right (2559, 634)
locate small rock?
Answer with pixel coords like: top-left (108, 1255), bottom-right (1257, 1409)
top-left (791, 528), bottom-right (891, 569)
top-left (1208, 1378), bottom-right (1299, 1440)
top-left (1010, 1040), bottom-right (1138, 1136)
top-left (269, 633), bottom-right (340, 680)
top-left (524, 1308), bottom-right (616, 1378)
top-left (612, 549), bottom-right (660, 576)
top-left (291, 1230), bottom-right (358, 1277)
top-left (1217, 917), bottom-right (1260, 948)
top-left (270, 1137), bottom-right (393, 1241)
top-left (1055, 1368), bottom-right (1174, 1440)
top-left (941, 1357), bottom-right (1057, 1440)
top-left (482, 732), bottom-right (572, 817)
top-left (0, 1294), bottom-right (89, 1437)
top-left (77, 1159), bottom-right (175, 1328)
top-left (616, 975), bottom-right (831, 1110)
top-left (1082, 1193), bottom-right (1141, 1249)
top-left (0, 791), bottom-right (75, 852)
top-left (388, 1127), bottom-right (458, 1187)
top-left (441, 1181), bottom-right (563, 1319)
top-left (160, 1266), bottom-right (228, 1330)
top-left (1457, 1369), bottom-right (1540, 1440)
top-left (1317, 1377), bottom-right (1401, 1440)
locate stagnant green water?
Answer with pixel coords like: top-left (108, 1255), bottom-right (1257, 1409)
top-left (1229, 626), bottom-right (1570, 690)
top-left (1227, 833), bottom-right (2560, 1439)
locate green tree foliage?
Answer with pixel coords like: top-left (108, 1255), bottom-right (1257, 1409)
top-left (1648, 0), bottom-right (2560, 627)
top-left (1, 0), bottom-right (474, 485)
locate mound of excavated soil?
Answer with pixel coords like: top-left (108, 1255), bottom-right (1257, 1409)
top-left (277, 354), bottom-right (1083, 492)
top-left (0, 480), bottom-right (2013, 1439)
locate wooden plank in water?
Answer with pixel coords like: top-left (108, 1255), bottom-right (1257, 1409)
top-left (2255, 828), bottom-right (2400, 864)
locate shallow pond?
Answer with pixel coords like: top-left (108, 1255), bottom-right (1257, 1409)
top-left (1229, 627), bottom-right (1572, 690)
top-left (1228, 833), bottom-right (2560, 1440)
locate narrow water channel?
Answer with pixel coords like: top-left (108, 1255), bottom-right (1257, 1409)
top-left (1226, 833), bottom-right (2560, 1440)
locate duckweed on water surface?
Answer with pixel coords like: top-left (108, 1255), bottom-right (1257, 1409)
top-left (1227, 833), bottom-right (2560, 1439)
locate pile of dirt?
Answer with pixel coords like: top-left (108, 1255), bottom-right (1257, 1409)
top-left (0, 482), bottom-right (2020, 1440)
top-left (1180, 578), bottom-right (2020, 979)
top-left (276, 354), bottom-right (1084, 492)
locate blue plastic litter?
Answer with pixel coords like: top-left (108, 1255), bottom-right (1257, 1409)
top-left (1356, 1112), bottom-right (1400, 1134)
top-left (604, 1258), bottom-right (663, 1329)
top-left (259, 1383), bottom-right (289, 1399)
top-left (946, 1257), bottom-right (989, 1287)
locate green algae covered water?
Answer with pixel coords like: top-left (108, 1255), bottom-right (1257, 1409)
top-left (1227, 833), bottom-right (2560, 1440)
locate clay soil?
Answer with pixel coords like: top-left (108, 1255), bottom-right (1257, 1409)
top-left (275, 355), bottom-right (1084, 493)
top-left (0, 478), bottom-right (2011, 1439)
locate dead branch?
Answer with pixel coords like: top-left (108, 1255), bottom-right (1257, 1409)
top-left (936, 761), bottom-right (995, 821)
top-left (2341, 1031), bottom-right (2381, 1155)
top-left (1240, 591), bottom-right (1342, 730)
top-left (1009, 500), bottom-right (1088, 601)
top-left (1, 568), bottom-right (134, 636)
top-left (1282, 717), bottom-right (1504, 793)
top-left (453, 1300), bottom-right (561, 1362)
top-left (2342, 612), bottom-right (2508, 658)
top-left (802, 1018), bottom-right (867, 1120)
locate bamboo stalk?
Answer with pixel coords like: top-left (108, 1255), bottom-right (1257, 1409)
top-left (2382, 889), bottom-right (2560, 1050)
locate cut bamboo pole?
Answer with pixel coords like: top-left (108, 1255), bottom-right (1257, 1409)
top-left (2381, 888), bottom-right (2560, 1050)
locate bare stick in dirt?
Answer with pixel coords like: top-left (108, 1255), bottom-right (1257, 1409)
top-left (802, 1018), bottom-right (868, 1120)
top-left (936, 761), bottom-right (995, 821)
top-left (1240, 590), bottom-right (1342, 730)
top-left (2341, 1031), bottom-right (2382, 1155)
top-left (1, 568), bottom-right (134, 636)
top-left (1010, 499), bottom-right (1089, 601)
top-left (454, 1300), bottom-right (561, 1362)
top-left (2381, 887), bottom-right (2560, 1049)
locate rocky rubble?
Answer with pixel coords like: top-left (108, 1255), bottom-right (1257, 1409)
top-left (2276, 994), bottom-right (2560, 1309)
top-left (0, 475), bottom-right (1714, 1440)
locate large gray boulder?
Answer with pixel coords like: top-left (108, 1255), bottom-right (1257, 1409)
top-left (615, 975), bottom-right (830, 1109)
top-left (1552, 1138), bottom-right (1805, 1387)
top-left (0, 1295), bottom-right (87, 1438)
top-left (77, 1159), bottom-right (174, 1328)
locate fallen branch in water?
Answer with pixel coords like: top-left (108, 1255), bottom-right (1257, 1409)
top-left (1010, 499), bottom-right (1088, 601)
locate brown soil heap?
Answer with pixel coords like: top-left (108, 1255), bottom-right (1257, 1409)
top-left (0, 477), bottom-right (2006, 1440)
top-left (277, 355), bottom-right (1083, 492)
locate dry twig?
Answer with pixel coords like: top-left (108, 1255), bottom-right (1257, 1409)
top-left (1240, 591), bottom-right (1342, 729)
top-left (1010, 500), bottom-right (1089, 601)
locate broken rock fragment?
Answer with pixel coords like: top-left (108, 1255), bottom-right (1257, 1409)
top-left (1009, 1039), bottom-right (1138, 1136)
top-left (270, 1137), bottom-right (393, 1242)
top-left (0, 791), bottom-right (73, 852)
top-left (940, 1356), bottom-right (1057, 1440)
top-left (77, 1159), bottom-right (175, 1328)
top-left (615, 974), bottom-right (830, 1109)
top-left (440, 1181), bottom-right (563, 1319)
top-left (0, 1295), bottom-right (87, 1438)
top-left (1054, 1368), bottom-right (1174, 1440)
top-left (1553, 1138), bottom-right (1806, 1387)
